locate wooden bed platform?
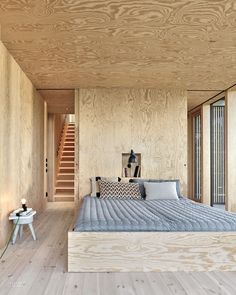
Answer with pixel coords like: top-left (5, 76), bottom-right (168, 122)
top-left (68, 230), bottom-right (236, 272)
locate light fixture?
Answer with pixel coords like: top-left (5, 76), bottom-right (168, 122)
top-left (21, 198), bottom-right (27, 211)
top-left (128, 149), bottom-right (137, 168)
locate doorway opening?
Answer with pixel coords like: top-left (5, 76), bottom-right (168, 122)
top-left (47, 114), bottom-right (75, 202)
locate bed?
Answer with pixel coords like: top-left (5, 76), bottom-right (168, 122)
top-left (68, 181), bottom-right (236, 272)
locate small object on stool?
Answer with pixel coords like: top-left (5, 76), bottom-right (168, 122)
top-left (21, 198), bottom-right (27, 211)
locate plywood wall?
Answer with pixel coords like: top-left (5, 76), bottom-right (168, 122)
top-left (225, 90), bottom-right (236, 212)
top-left (54, 114), bottom-right (66, 155)
top-left (0, 41), bottom-right (45, 248)
top-left (76, 88), bottom-right (187, 199)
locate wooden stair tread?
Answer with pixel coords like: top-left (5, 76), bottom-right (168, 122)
top-left (57, 180), bottom-right (74, 183)
top-left (54, 196), bottom-right (74, 202)
top-left (58, 173), bottom-right (75, 175)
top-left (61, 156), bottom-right (75, 159)
top-left (64, 151), bottom-right (75, 153)
top-left (54, 192), bottom-right (74, 198)
top-left (54, 196), bottom-right (74, 199)
top-left (54, 194), bottom-right (74, 199)
top-left (62, 151), bottom-right (74, 153)
top-left (55, 186), bottom-right (74, 189)
top-left (63, 147), bottom-right (75, 152)
top-left (57, 179), bottom-right (75, 183)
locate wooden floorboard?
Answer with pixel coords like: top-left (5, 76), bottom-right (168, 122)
top-left (1, 202), bottom-right (236, 295)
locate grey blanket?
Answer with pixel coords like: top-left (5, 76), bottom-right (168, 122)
top-left (74, 196), bottom-right (236, 232)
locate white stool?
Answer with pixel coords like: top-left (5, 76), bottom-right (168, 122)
top-left (9, 211), bottom-right (37, 244)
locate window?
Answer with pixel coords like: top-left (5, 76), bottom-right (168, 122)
top-left (210, 99), bottom-right (225, 206)
top-left (193, 113), bottom-right (201, 201)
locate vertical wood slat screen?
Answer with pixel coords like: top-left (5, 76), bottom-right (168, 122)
top-left (211, 105), bottom-right (225, 205)
top-left (193, 114), bottom-right (201, 201)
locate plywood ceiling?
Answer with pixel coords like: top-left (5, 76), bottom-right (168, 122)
top-left (39, 90), bottom-right (75, 114)
top-left (187, 90), bottom-right (222, 111)
top-left (0, 1), bottom-right (236, 101)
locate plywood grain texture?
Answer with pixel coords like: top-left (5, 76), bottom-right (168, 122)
top-left (187, 91), bottom-right (221, 111)
top-left (39, 90), bottom-right (75, 114)
top-left (225, 90), bottom-right (236, 212)
top-left (54, 114), bottom-right (66, 160)
top-left (187, 114), bottom-right (193, 199)
top-left (0, 1), bottom-right (236, 94)
top-left (0, 41), bottom-right (45, 248)
top-left (201, 105), bottom-right (211, 206)
top-left (47, 114), bottom-right (56, 202)
top-left (77, 88), bottom-right (187, 198)
top-left (2, 203), bottom-right (236, 293)
top-left (68, 231), bottom-right (236, 272)
top-left (43, 101), bottom-right (48, 202)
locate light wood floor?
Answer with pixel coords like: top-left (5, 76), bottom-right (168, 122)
top-left (1, 202), bottom-right (236, 295)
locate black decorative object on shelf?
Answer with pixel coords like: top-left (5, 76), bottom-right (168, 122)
top-left (133, 165), bottom-right (140, 177)
top-left (127, 149), bottom-right (137, 168)
top-left (122, 151), bottom-right (141, 178)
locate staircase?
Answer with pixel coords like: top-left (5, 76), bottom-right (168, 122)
top-left (54, 122), bottom-right (75, 202)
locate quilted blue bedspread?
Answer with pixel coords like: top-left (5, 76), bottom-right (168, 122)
top-left (74, 196), bottom-right (236, 232)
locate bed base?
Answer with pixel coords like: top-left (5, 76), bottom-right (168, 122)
top-left (68, 231), bottom-right (236, 272)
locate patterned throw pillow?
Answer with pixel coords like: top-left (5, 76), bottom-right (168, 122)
top-left (99, 180), bottom-right (142, 200)
top-left (90, 177), bottom-right (121, 197)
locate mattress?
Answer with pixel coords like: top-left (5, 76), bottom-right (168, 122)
top-left (74, 196), bottom-right (236, 232)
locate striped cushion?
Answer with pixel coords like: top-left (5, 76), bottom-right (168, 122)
top-left (99, 180), bottom-right (142, 200)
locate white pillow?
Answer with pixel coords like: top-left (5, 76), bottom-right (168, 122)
top-left (144, 182), bottom-right (179, 200)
